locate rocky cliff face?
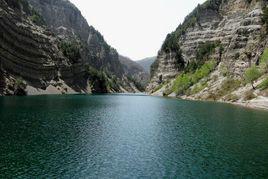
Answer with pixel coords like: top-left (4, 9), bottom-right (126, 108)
top-left (148, 0), bottom-right (268, 109)
top-left (0, 0), bottom-right (144, 95)
top-left (27, 0), bottom-right (126, 80)
top-left (0, 0), bottom-right (81, 95)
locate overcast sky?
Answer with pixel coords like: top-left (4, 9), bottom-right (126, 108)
top-left (69, 0), bottom-right (206, 60)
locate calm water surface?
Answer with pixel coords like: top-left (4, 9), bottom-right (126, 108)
top-left (0, 94), bottom-right (268, 178)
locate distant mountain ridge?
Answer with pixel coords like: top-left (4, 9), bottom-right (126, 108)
top-left (119, 56), bottom-right (150, 90)
top-left (137, 57), bottom-right (156, 74)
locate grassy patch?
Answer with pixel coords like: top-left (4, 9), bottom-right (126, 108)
top-left (172, 60), bottom-right (216, 95)
top-left (215, 78), bottom-right (241, 99)
top-left (244, 65), bottom-right (262, 89)
top-left (189, 82), bottom-right (208, 95)
top-left (260, 48), bottom-right (268, 73)
top-left (257, 77), bottom-right (268, 90)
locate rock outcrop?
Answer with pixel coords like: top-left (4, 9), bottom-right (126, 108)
top-left (148, 0), bottom-right (268, 109)
top-left (0, 0), bottom-right (144, 95)
top-left (0, 0), bottom-right (81, 95)
top-left (27, 0), bottom-right (133, 84)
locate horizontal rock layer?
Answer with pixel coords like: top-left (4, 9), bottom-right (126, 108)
top-left (148, 0), bottom-right (266, 91)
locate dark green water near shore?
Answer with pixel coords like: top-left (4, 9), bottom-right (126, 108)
top-left (0, 94), bottom-right (268, 178)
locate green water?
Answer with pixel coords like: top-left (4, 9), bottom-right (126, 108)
top-left (0, 94), bottom-right (268, 178)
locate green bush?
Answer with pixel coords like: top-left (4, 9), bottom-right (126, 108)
top-left (172, 74), bottom-right (192, 95)
top-left (257, 77), bottom-right (268, 90)
top-left (59, 40), bottom-right (81, 63)
top-left (244, 65), bottom-right (261, 89)
top-left (192, 60), bottom-right (216, 83)
top-left (196, 41), bottom-right (218, 63)
top-left (172, 60), bottom-right (216, 95)
top-left (190, 82), bottom-right (208, 95)
top-left (260, 48), bottom-right (268, 72)
top-left (30, 9), bottom-right (45, 26)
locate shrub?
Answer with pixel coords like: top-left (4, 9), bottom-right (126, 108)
top-left (196, 41), bottom-right (218, 63)
top-left (86, 66), bottom-right (109, 93)
top-left (14, 78), bottom-right (27, 96)
top-left (172, 60), bottom-right (216, 95)
top-left (191, 60), bottom-right (216, 83)
top-left (219, 64), bottom-right (230, 77)
top-left (257, 77), bottom-right (268, 90)
top-left (30, 9), bottom-right (45, 26)
top-left (172, 74), bottom-right (192, 95)
top-left (244, 65), bottom-right (261, 89)
top-left (190, 82), bottom-right (208, 94)
top-left (215, 78), bottom-right (241, 98)
top-left (260, 48), bottom-right (268, 72)
top-left (59, 40), bottom-right (81, 63)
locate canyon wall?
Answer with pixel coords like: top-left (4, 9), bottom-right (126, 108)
top-left (148, 0), bottom-right (268, 109)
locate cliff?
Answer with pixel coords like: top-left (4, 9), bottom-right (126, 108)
top-left (0, 0), bottom-right (82, 95)
top-left (0, 0), bottom-right (144, 96)
top-left (148, 0), bottom-right (268, 109)
top-left (27, 0), bottom-right (125, 78)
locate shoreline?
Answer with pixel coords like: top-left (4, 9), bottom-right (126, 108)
top-left (150, 93), bottom-right (268, 111)
top-left (1, 91), bottom-right (268, 111)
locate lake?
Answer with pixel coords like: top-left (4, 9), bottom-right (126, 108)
top-left (0, 94), bottom-right (268, 178)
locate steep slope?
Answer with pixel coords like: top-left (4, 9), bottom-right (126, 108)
top-left (137, 57), bottom-right (156, 74)
top-left (148, 0), bottom-right (268, 109)
top-left (27, 0), bottom-right (143, 91)
top-left (0, 0), bottom-right (120, 95)
top-left (0, 0), bottom-right (71, 94)
top-left (119, 55), bottom-right (149, 91)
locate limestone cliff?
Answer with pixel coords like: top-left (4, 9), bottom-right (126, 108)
top-left (27, 0), bottom-right (125, 77)
top-left (0, 0), bottom-right (144, 95)
top-left (148, 0), bottom-right (268, 109)
top-left (0, 0), bottom-right (82, 95)
top-left (27, 0), bottom-right (145, 92)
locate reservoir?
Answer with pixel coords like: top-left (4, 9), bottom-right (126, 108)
top-left (0, 94), bottom-right (267, 178)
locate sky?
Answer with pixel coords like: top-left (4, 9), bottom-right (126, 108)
top-left (70, 0), bottom-right (206, 61)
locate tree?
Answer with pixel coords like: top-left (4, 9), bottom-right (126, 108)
top-left (244, 66), bottom-right (261, 89)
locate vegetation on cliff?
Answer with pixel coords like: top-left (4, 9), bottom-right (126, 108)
top-left (59, 40), bottom-right (81, 64)
top-left (168, 60), bottom-right (216, 95)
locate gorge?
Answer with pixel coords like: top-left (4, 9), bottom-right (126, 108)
top-left (0, 0), bottom-right (268, 178)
